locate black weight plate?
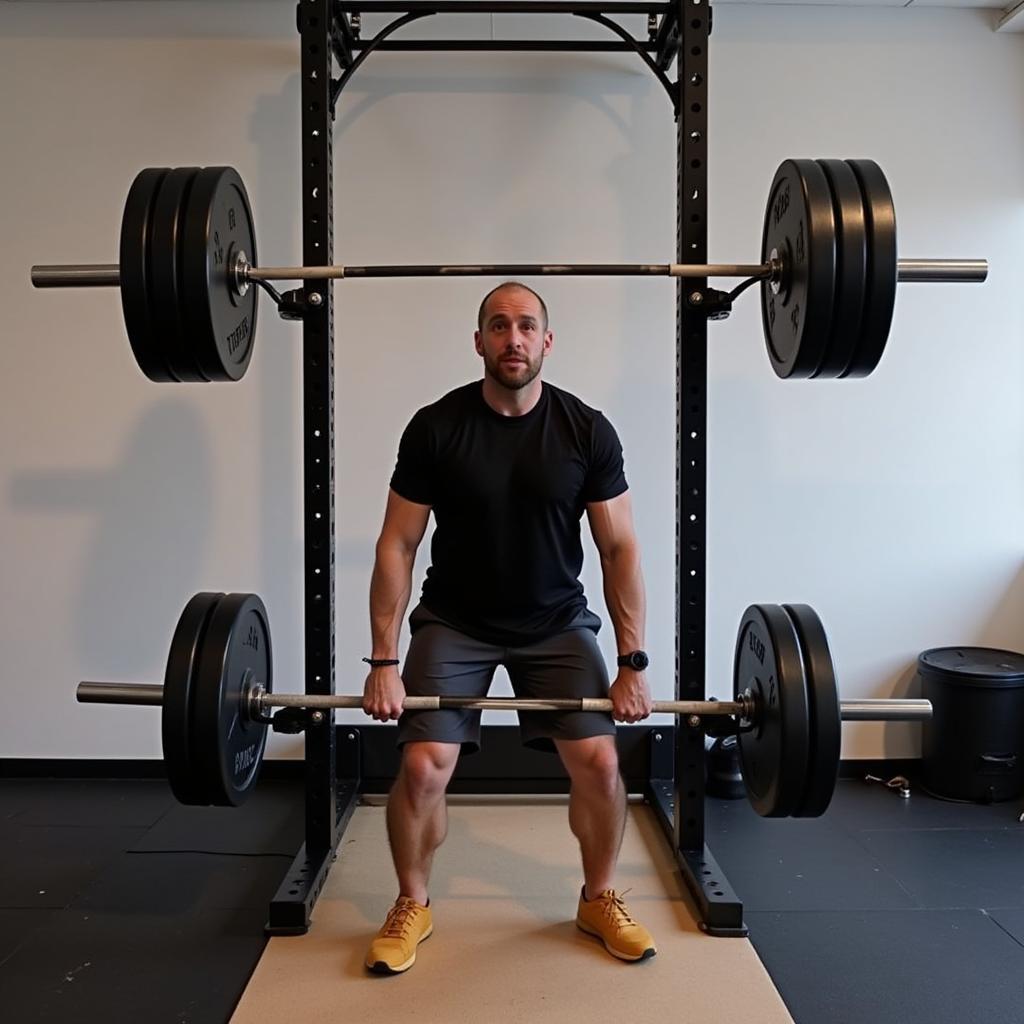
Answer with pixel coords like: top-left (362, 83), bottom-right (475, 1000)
top-left (783, 604), bottom-right (841, 817)
top-left (193, 592), bottom-right (272, 807)
top-left (760, 159), bottom-right (837, 379)
top-left (181, 167), bottom-right (258, 382)
top-left (734, 604), bottom-right (811, 817)
top-left (814, 160), bottom-right (868, 379)
top-left (119, 167), bottom-right (179, 382)
top-left (842, 159), bottom-right (897, 378)
top-left (162, 592), bottom-right (224, 805)
top-left (149, 167), bottom-right (209, 382)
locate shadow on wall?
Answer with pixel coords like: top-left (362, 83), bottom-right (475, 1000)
top-left (9, 399), bottom-right (213, 668)
top-left (244, 74), bottom-right (407, 678)
top-left (249, 73), bottom-right (305, 606)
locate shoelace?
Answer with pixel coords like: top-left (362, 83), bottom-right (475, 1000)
top-left (381, 899), bottom-right (420, 939)
top-left (596, 889), bottom-right (638, 932)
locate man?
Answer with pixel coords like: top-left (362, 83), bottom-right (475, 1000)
top-left (362, 282), bottom-right (655, 975)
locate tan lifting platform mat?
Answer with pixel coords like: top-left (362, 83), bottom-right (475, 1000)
top-left (231, 801), bottom-right (793, 1023)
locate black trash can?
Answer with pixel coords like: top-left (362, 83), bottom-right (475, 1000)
top-left (918, 647), bottom-right (1024, 803)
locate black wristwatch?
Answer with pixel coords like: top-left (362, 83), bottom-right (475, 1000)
top-left (617, 650), bottom-right (649, 671)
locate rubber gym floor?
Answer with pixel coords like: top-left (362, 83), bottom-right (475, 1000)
top-left (1, 773), bottom-right (1022, 1023)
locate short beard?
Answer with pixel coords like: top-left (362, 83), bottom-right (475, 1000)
top-left (484, 352), bottom-right (542, 391)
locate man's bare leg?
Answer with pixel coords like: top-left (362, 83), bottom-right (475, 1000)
top-left (557, 735), bottom-right (656, 960)
top-left (554, 735), bottom-right (626, 899)
top-left (386, 741), bottom-right (461, 903)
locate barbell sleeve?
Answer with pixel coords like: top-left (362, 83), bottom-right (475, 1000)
top-left (32, 257), bottom-right (988, 290)
top-left (31, 265), bottom-right (123, 288)
top-left (77, 681), bottom-right (166, 706)
top-left (837, 698), bottom-right (934, 721)
top-left (896, 260), bottom-right (988, 283)
top-left (77, 681), bottom-right (931, 720)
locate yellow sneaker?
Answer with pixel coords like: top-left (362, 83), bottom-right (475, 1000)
top-left (575, 888), bottom-right (656, 962)
top-left (365, 896), bottom-right (433, 975)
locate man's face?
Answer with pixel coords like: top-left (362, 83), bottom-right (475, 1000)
top-left (474, 287), bottom-right (553, 391)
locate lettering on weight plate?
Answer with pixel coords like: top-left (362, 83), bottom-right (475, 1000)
top-left (242, 624), bottom-right (260, 652)
top-left (228, 206), bottom-right (236, 231)
top-left (790, 304), bottom-right (801, 336)
top-left (773, 184), bottom-right (790, 226)
top-left (748, 631), bottom-right (765, 666)
top-left (226, 317), bottom-right (250, 356)
top-left (234, 744), bottom-right (257, 778)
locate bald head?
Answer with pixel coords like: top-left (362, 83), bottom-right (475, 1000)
top-left (477, 282), bottom-right (549, 333)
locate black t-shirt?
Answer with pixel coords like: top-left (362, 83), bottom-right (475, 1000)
top-left (389, 380), bottom-right (628, 646)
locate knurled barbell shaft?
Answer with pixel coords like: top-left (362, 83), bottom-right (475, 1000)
top-left (246, 262), bottom-right (771, 281)
top-left (75, 682), bottom-right (746, 716)
top-left (76, 681), bottom-right (932, 720)
top-left (31, 258), bottom-right (988, 289)
top-left (256, 692), bottom-right (752, 715)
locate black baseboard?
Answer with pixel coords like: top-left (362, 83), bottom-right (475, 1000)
top-left (0, 758), bottom-right (305, 781)
top-left (0, 729), bottom-right (921, 789)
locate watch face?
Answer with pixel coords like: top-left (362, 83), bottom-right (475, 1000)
top-left (626, 651), bottom-right (649, 670)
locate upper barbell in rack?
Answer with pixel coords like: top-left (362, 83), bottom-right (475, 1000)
top-left (31, 160), bottom-right (986, 383)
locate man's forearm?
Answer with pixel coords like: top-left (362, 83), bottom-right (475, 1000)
top-left (369, 542), bottom-right (416, 658)
top-left (601, 542), bottom-right (646, 653)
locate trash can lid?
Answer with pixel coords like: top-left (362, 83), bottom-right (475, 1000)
top-left (918, 647), bottom-right (1024, 686)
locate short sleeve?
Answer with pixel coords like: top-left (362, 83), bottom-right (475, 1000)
top-left (389, 409), bottom-right (435, 506)
top-left (582, 412), bottom-right (628, 504)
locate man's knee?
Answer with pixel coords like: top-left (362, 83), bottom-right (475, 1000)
top-left (558, 737), bottom-right (622, 793)
top-left (398, 741), bottom-right (460, 800)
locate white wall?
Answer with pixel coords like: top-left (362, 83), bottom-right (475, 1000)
top-left (0, 2), bottom-right (1021, 761)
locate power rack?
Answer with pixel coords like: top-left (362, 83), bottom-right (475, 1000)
top-left (273, 0), bottom-right (742, 937)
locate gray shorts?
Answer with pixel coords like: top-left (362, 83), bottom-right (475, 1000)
top-left (396, 604), bottom-right (615, 754)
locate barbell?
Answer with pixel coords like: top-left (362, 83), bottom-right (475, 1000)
top-left (76, 592), bottom-right (930, 816)
top-left (31, 160), bottom-right (985, 383)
